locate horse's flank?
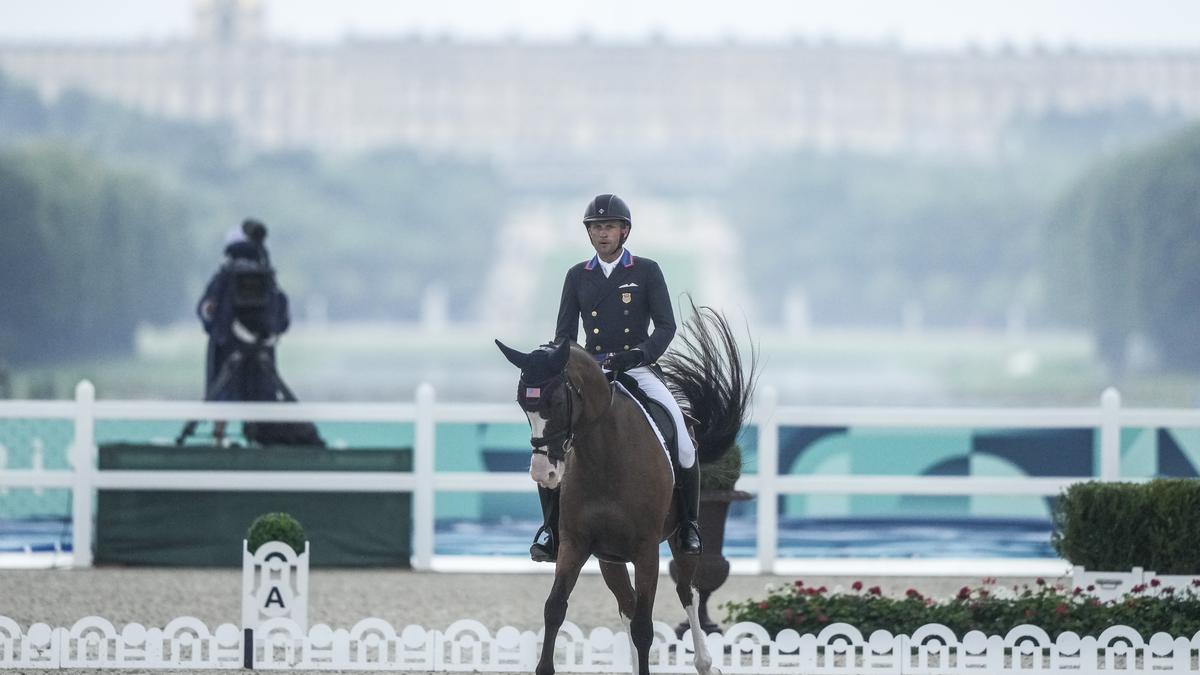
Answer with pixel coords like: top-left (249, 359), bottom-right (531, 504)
top-left (560, 342), bottom-right (675, 564)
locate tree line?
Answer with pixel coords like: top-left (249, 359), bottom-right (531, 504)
top-left (2, 67), bottom-right (1196, 374)
top-left (0, 72), bottom-right (505, 366)
top-left (1047, 123), bottom-right (1200, 371)
top-left (722, 107), bottom-right (1198, 374)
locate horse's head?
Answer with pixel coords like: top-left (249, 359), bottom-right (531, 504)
top-left (495, 339), bottom-right (578, 489)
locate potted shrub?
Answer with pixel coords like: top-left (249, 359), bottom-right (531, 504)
top-left (669, 443), bottom-right (752, 635)
top-left (247, 511), bottom-right (307, 554)
top-left (243, 512), bottom-right (310, 633)
top-left (1054, 479), bottom-right (1200, 601)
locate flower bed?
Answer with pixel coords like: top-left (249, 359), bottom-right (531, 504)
top-left (724, 577), bottom-right (1200, 638)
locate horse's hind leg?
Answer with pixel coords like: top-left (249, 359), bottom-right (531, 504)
top-left (599, 561), bottom-right (638, 674)
top-left (536, 543), bottom-right (587, 675)
top-left (670, 541), bottom-right (722, 675)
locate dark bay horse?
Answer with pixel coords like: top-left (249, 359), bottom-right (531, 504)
top-left (496, 305), bottom-right (753, 675)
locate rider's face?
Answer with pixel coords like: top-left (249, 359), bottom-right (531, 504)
top-left (587, 220), bottom-right (628, 260)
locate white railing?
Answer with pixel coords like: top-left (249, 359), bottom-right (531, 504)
top-left (2, 382), bottom-right (1198, 572)
top-left (7, 615), bottom-right (1200, 672)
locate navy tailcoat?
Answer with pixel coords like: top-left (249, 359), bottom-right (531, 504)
top-left (554, 248), bottom-right (676, 363)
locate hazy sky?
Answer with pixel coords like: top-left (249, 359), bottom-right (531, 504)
top-left (1, 0), bottom-right (1198, 49)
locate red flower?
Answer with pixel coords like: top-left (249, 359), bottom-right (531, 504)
top-left (1024, 609), bottom-right (1035, 619)
top-left (1087, 585), bottom-right (1095, 592)
top-left (957, 586), bottom-right (971, 600)
top-left (869, 586), bottom-right (882, 596)
top-left (794, 579), bottom-right (805, 588)
top-left (1163, 587), bottom-right (1176, 595)
top-left (905, 588), bottom-right (921, 599)
top-left (782, 609), bottom-right (794, 620)
top-left (1090, 599), bottom-right (1101, 607)
top-left (852, 581), bottom-right (863, 591)
top-left (1072, 587), bottom-right (1083, 596)
top-left (817, 614), bottom-right (829, 623)
top-left (1055, 603), bottom-right (1068, 616)
top-left (982, 577), bottom-right (997, 585)
top-left (1036, 577), bottom-right (1046, 586)
top-left (1132, 584), bottom-right (1147, 594)
top-left (758, 601), bottom-right (769, 610)
top-left (1192, 579), bottom-right (1200, 588)
top-left (1150, 578), bottom-right (1161, 588)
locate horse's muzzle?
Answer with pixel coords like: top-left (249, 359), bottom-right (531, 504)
top-left (530, 452), bottom-right (562, 489)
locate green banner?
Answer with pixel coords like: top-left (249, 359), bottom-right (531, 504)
top-left (95, 444), bottom-right (412, 567)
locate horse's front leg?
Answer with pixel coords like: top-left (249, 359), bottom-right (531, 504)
top-left (536, 540), bottom-right (588, 675)
top-left (630, 546), bottom-right (661, 675)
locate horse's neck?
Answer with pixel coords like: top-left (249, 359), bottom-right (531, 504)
top-left (573, 394), bottom-right (664, 474)
top-left (569, 358), bottom-right (611, 424)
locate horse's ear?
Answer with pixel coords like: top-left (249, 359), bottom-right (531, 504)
top-left (495, 340), bottom-right (529, 369)
top-left (548, 339), bottom-right (571, 372)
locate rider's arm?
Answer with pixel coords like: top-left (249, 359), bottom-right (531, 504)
top-left (639, 261), bottom-right (676, 363)
top-left (196, 271), bottom-right (225, 333)
top-left (554, 266), bottom-right (580, 345)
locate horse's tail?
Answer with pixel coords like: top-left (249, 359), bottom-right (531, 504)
top-left (658, 298), bottom-right (758, 464)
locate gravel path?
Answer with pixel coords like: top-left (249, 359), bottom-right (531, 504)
top-left (0, 567), bottom-right (1061, 674)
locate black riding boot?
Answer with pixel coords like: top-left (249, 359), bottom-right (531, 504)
top-left (530, 485), bottom-right (560, 562)
top-left (678, 461), bottom-right (703, 555)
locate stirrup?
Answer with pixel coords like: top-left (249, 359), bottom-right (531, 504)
top-left (530, 526), bottom-right (557, 563)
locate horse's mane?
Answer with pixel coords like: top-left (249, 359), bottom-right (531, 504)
top-left (658, 298), bottom-right (758, 464)
top-left (563, 341), bottom-right (604, 385)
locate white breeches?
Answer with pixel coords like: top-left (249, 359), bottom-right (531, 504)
top-left (625, 366), bottom-right (697, 469)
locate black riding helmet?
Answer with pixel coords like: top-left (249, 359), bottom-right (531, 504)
top-left (583, 194), bottom-right (632, 244)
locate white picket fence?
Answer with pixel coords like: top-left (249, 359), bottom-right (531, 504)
top-left (1, 381), bottom-right (1199, 572)
top-left (3, 615), bottom-right (1200, 672)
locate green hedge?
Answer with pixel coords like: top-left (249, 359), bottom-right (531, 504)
top-left (1052, 479), bottom-right (1200, 574)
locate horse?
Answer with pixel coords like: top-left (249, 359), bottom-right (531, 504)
top-left (495, 304), bottom-right (754, 675)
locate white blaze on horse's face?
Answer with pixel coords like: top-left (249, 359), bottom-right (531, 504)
top-left (526, 411), bottom-right (563, 489)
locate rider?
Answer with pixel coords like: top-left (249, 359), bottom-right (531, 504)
top-left (530, 193), bottom-right (703, 562)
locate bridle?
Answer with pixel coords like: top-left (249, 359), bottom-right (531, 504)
top-left (518, 371), bottom-right (613, 464)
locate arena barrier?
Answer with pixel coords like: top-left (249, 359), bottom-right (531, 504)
top-left (3, 542), bottom-right (1199, 672)
top-left (3, 615), bottom-right (1200, 672)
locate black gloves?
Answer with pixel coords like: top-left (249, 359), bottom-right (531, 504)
top-left (604, 349), bottom-right (644, 373)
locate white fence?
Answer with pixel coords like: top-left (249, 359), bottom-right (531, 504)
top-left (7, 615), bottom-right (1200, 672)
top-left (1, 381), bottom-right (1198, 572)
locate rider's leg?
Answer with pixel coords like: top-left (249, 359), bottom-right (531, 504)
top-left (531, 484), bottom-right (560, 562)
top-left (627, 367), bottom-right (702, 554)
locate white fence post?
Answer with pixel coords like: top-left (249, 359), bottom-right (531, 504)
top-left (1100, 387), bottom-right (1121, 481)
top-left (756, 385), bottom-right (779, 574)
top-left (412, 382), bottom-right (436, 570)
top-left (71, 380), bottom-right (97, 567)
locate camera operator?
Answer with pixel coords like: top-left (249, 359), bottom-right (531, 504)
top-left (195, 219), bottom-right (291, 441)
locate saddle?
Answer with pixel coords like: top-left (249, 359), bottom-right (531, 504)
top-left (606, 371), bottom-right (696, 470)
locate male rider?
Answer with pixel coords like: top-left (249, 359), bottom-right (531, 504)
top-left (530, 193), bottom-right (702, 562)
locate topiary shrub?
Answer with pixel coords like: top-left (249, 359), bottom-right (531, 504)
top-left (1052, 479), bottom-right (1200, 574)
top-left (700, 443), bottom-right (743, 492)
top-left (246, 512), bottom-right (306, 554)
